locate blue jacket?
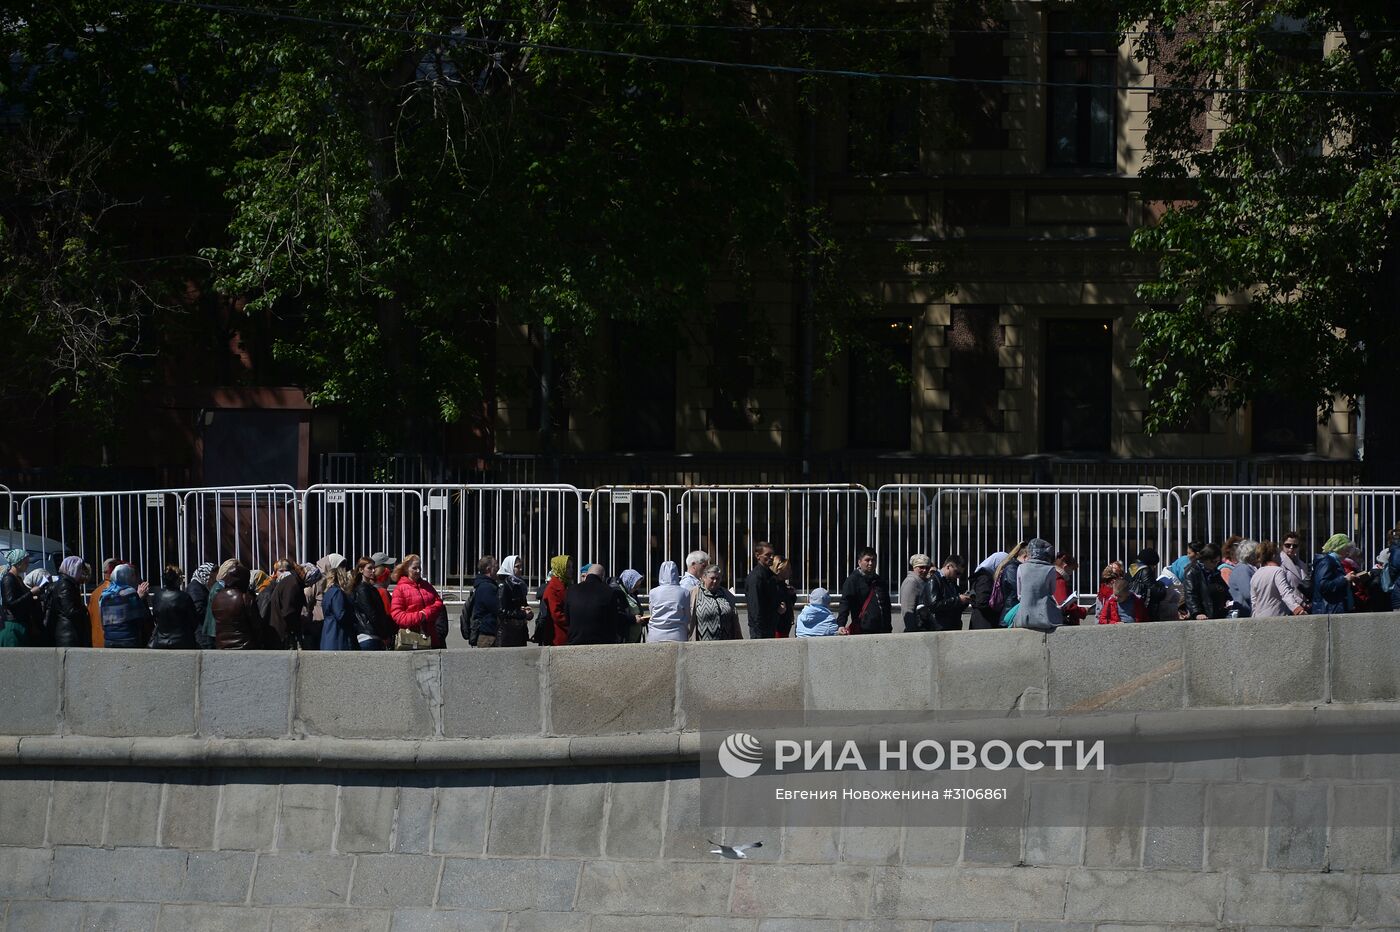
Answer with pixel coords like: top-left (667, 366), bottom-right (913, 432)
top-left (1311, 553), bottom-right (1352, 614)
top-left (796, 603), bottom-right (839, 637)
top-left (318, 585), bottom-right (357, 651)
top-left (470, 574), bottom-right (501, 636)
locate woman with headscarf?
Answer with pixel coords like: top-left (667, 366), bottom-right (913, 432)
top-left (495, 555), bottom-right (535, 647)
top-left (1, 550), bottom-right (43, 646)
top-left (968, 551), bottom-right (1008, 630)
top-left (150, 565), bottom-right (199, 649)
top-left (1012, 538), bottom-right (1063, 632)
top-left (644, 560), bottom-right (689, 642)
top-left (46, 556), bottom-right (91, 647)
top-left (22, 568), bottom-right (53, 645)
top-left (796, 587), bottom-right (840, 638)
top-left (99, 564), bottom-right (152, 648)
top-left (318, 564), bottom-right (358, 651)
top-left (200, 559), bottom-right (239, 649)
top-left (540, 555), bottom-right (572, 646)
top-left (87, 557), bottom-right (120, 649)
top-left (187, 562), bottom-right (217, 649)
top-left (212, 562), bottom-right (266, 650)
top-left (619, 569), bottom-right (648, 642)
top-left (1312, 533), bottom-right (1357, 615)
top-left (688, 565), bottom-right (740, 642)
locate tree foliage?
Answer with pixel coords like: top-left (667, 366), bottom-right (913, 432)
top-left (1117, 0), bottom-right (1400, 439)
top-left (2, 1), bottom-right (940, 449)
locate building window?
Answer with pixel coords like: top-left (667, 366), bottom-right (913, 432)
top-left (947, 20), bottom-right (1010, 150)
top-left (847, 48), bottom-right (921, 174)
top-left (944, 306), bottom-right (1004, 432)
top-left (1252, 393), bottom-right (1317, 454)
top-left (710, 302), bottom-right (758, 431)
top-left (1044, 318), bottom-right (1112, 452)
top-left (848, 319), bottom-right (913, 449)
top-left (608, 324), bottom-right (675, 451)
top-left (1046, 12), bottom-right (1117, 171)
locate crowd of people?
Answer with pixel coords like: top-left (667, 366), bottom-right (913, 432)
top-left (1, 525), bottom-right (1397, 649)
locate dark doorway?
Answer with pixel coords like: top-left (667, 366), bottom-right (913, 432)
top-left (1044, 319), bottom-right (1112, 452)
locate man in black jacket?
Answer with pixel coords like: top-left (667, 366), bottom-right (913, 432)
top-left (837, 547), bottom-right (893, 634)
top-left (743, 542), bottom-right (782, 639)
top-left (917, 555), bottom-right (969, 632)
top-left (566, 564), bottom-right (626, 645)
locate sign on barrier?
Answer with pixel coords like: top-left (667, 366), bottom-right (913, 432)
top-left (1179, 487), bottom-right (1400, 562)
top-left (589, 487), bottom-right (671, 592)
top-left (677, 486), bottom-right (874, 598)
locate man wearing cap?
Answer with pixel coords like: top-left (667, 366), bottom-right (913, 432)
top-left (899, 554), bottom-right (933, 633)
top-left (370, 552), bottom-right (396, 616)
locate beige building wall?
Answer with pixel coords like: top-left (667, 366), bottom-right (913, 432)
top-left (490, 6), bottom-right (1356, 462)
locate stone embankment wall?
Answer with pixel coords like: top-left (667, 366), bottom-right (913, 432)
top-left (1, 614), bottom-right (1398, 930)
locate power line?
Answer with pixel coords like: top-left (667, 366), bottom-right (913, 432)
top-left (143, 0), bottom-right (1400, 99)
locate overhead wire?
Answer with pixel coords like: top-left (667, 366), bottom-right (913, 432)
top-left (142, 0), bottom-right (1400, 99)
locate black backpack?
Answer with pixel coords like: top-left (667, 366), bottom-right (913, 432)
top-left (458, 586), bottom-right (476, 645)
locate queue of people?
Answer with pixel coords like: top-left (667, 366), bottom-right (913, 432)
top-left (3, 525), bottom-right (1397, 649)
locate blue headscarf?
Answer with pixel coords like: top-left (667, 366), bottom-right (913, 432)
top-left (619, 569), bottom-right (643, 592)
top-left (100, 564), bottom-right (139, 605)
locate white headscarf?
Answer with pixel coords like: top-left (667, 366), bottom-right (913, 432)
top-left (498, 555), bottom-right (522, 582)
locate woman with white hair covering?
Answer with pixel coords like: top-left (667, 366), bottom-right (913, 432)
top-left (968, 551), bottom-right (1008, 629)
top-left (1013, 539), bottom-right (1063, 631)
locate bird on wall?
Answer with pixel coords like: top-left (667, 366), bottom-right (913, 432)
top-left (708, 839), bottom-right (764, 860)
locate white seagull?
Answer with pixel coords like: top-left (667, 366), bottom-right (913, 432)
top-left (709, 839), bottom-right (763, 860)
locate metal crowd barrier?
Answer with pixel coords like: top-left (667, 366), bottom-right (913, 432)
top-left (676, 485), bottom-right (873, 597)
top-left (875, 484), bottom-right (1181, 603)
top-left (1178, 486), bottom-right (1400, 563)
top-left (300, 484), bottom-right (586, 600)
top-left (588, 487), bottom-right (671, 593)
top-left (10, 482), bottom-right (1398, 605)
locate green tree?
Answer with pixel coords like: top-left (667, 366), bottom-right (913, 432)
top-left (1118, 1), bottom-right (1400, 475)
top-left (3, 2), bottom-right (944, 452)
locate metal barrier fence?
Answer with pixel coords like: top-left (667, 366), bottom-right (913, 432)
top-left (1179, 487), bottom-right (1400, 562)
top-left (588, 487), bottom-right (671, 593)
top-left (9, 483), bottom-right (1397, 607)
top-left (181, 487), bottom-right (301, 576)
top-left (301, 484), bottom-right (586, 600)
top-left (16, 490), bottom-right (183, 585)
top-left (875, 484), bottom-right (1181, 603)
top-left (676, 486), bottom-right (873, 597)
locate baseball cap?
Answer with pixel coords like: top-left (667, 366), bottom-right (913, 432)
top-left (371, 551), bottom-right (397, 567)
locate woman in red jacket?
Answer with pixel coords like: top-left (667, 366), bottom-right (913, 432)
top-left (390, 554), bottom-right (446, 648)
top-left (1098, 566), bottom-right (1148, 624)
